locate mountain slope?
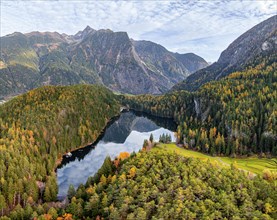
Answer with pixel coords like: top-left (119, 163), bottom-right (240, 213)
top-left (0, 27), bottom-right (208, 99)
top-left (69, 29), bottom-right (186, 94)
top-left (172, 15), bottom-right (277, 92)
top-left (133, 40), bottom-right (187, 89)
top-left (173, 52), bottom-right (209, 73)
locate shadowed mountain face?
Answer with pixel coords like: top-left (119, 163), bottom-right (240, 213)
top-left (0, 27), bottom-right (208, 99)
top-left (172, 15), bottom-right (277, 92)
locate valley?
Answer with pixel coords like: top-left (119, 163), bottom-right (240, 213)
top-left (0, 5), bottom-right (276, 220)
top-left (0, 72), bottom-right (276, 218)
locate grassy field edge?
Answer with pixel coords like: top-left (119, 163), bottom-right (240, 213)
top-left (153, 143), bottom-right (277, 175)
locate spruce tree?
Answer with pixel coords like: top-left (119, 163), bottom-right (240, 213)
top-left (68, 184), bottom-right (76, 200)
top-left (149, 133), bottom-right (154, 143)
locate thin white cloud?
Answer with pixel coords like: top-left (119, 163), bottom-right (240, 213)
top-left (0, 0), bottom-right (276, 61)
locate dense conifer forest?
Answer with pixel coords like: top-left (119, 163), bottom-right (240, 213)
top-left (0, 85), bottom-right (120, 217)
top-left (49, 150), bottom-right (277, 219)
top-left (122, 61), bottom-right (277, 156)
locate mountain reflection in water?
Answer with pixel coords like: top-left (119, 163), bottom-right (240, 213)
top-left (57, 111), bottom-right (177, 199)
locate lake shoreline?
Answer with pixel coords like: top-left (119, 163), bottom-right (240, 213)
top-left (56, 110), bottom-right (177, 198)
top-left (55, 111), bottom-right (122, 170)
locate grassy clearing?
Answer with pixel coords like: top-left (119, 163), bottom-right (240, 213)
top-left (219, 157), bottom-right (277, 175)
top-left (153, 143), bottom-right (277, 175)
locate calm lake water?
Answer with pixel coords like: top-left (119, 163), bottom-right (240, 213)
top-left (57, 111), bottom-right (177, 199)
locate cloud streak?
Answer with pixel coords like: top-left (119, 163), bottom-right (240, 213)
top-left (1, 0), bottom-right (276, 61)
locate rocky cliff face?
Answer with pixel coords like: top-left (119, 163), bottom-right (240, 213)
top-left (70, 30), bottom-right (176, 94)
top-left (172, 15), bottom-right (277, 92)
top-left (0, 27), bottom-right (207, 99)
top-left (133, 40), bottom-right (190, 86)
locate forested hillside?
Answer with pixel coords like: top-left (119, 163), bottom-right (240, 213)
top-left (1, 2), bottom-right (276, 220)
top-left (122, 60), bottom-right (277, 156)
top-left (0, 85), bottom-right (120, 216)
top-left (58, 150), bottom-right (277, 219)
top-left (122, 90), bottom-right (195, 120)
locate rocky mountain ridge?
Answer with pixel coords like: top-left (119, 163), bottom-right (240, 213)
top-left (0, 27), bottom-right (208, 99)
top-left (172, 15), bottom-right (277, 92)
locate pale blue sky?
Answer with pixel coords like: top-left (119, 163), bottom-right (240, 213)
top-left (1, 0), bottom-right (276, 62)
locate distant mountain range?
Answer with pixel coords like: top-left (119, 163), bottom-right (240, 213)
top-left (172, 15), bottom-right (277, 92)
top-left (0, 27), bottom-right (208, 99)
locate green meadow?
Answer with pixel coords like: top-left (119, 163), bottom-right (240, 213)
top-left (153, 143), bottom-right (277, 175)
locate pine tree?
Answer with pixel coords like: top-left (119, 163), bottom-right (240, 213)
top-left (97, 156), bottom-right (114, 179)
top-left (67, 184), bottom-right (76, 200)
top-left (149, 133), bottom-right (154, 143)
top-left (48, 207), bottom-right (58, 219)
top-left (44, 186), bottom-right (51, 202)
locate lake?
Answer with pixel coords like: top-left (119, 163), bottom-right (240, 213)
top-left (57, 110), bottom-right (177, 199)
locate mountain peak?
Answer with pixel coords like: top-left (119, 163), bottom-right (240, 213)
top-left (0, 26), bottom-right (207, 98)
top-left (73, 25), bottom-right (95, 41)
top-left (5, 32), bottom-right (25, 38)
top-left (83, 25), bottom-right (94, 32)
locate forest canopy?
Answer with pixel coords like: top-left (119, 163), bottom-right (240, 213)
top-left (0, 85), bottom-right (120, 217)
top-left (122, 61), bottom-right (277, 156)
top-left (62, 150), bottom-right (277, 219)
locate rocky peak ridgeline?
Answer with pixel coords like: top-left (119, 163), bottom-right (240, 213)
top-left (0, 27), bottom-right (208, 99)
top-left (172, 15), bottom-right (277, 92)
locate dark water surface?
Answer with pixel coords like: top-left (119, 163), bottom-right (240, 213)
top-left (57, 111), bottom-right (177, 198)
